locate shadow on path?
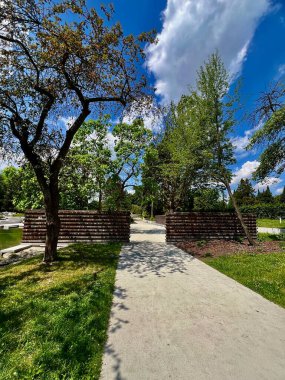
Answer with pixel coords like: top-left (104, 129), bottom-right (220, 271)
top-left (118, 242), bottom-right (193, 278)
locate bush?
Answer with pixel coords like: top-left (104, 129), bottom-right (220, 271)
top-left (240, 203), bottom-right (285, 219)
top-left (131, 204), bottom-right (142, 215)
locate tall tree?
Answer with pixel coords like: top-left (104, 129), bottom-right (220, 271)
top-left (233, 178), bottom-right (256, 206)
top-left (0, 0), bottom-right (154, 262)
top-left (195, 53), bottom-right (255, 244)
top-left (249, 81), bottom-right (285, 180)
top-left (256, 185), bottom-right (274, 204)
top-left (168, 53), bottom-right (255, 244)
top-left (280, 187), bottom-right (285, 203)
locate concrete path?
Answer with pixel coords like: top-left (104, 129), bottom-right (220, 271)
top-left (100, 219), bottom-right (285, 380)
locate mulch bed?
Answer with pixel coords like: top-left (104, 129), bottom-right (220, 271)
top-left (176, 240), bottom-right (285, 258)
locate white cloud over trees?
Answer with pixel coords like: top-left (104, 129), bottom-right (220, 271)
top-left (147, 0), bottom-right (270, 103)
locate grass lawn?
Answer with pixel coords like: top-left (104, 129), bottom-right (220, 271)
top-left (257, 218), bottom-right (285, 228)
top-left (0, 243), bottom-right (121, 379)
top-left (204, 252), bottom-right (285, 308)
top-left (0, 228), bottom-right (23, 250)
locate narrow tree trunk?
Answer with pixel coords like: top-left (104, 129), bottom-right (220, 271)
top-left (224, 180), bottom-right (256, 245)
top-left (150, 199), bottom-right (154, 219)
top-left (98, 187), bottom-right (102, 212)
top-left (43, 181), bottom-right (61, 263)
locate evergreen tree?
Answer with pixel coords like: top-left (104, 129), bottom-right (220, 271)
top-left (280, 187), bottom-right (285, 203)
top-left (233, 179), bottom-right (255, 206)
top-left (256, 186), bottom-right (274, 204)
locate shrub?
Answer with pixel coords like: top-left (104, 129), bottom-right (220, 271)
top-left (240, 203), bottom-right (285, 219)
top-left (131, 204), bottom-right (142, 215)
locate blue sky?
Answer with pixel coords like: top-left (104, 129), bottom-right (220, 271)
top-left (98, 0), bottom-right (285, 194)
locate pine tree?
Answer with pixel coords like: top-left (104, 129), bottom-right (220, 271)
top-left (234, 179), bottom-right (255, 206)
top-left (280, 187), bottom-right (285, 203)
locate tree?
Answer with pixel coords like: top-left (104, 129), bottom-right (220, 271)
top-left (141, 103), bottom-right (200, 213)
top-left (248, 81), bottom-right (285, 180)
top-left (167, 53), bottom-right (255, 244)
top-left (0, 166), bottom-right (20, 211)
top-left (233, 179), bottom-right (255, 206)
top-left (0, 1), bottom-right (154, 262)
top-left (193, 188), bottom-right (225, 211)
top-left (60, 118), bottom-right (112, 211)
top-left (256, 185), bottom-right (274, 204)
top-left (10, 118), bottom-right (151, 212)
top-left (280, 187), bottom-right (285, 203)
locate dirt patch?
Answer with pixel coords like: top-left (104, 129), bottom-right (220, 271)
top-left (176, 239), bottom-right (285, 258)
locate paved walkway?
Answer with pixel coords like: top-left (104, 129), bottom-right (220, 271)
top-left (100, 219), bottom-right (285, 380)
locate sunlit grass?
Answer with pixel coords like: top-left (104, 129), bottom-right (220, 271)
top-left (204, 252), bottom-right (285, 308)
top-left (257, 218), bottom-right (285, 228)
top-left (0, 243), bottom-right (121, 379)
top-left (0, 228), bottom-right (22, 250)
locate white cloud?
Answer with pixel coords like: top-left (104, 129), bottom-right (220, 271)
top-left (231, 160), bottom-right (283, 194)
top-left (147, 0), bottom-right (270, 103)
top-left (232, 121), bottom-right (263, 157)
top-left (59, 116), bottom-right (76, 130)
top-left (254, 177), bottom-right (282, 192)
top-left (275, 63), bottom-right (285, 80)
top-left (122, 100), bottom-right (163, 133)
top-left (231, 160), bottom-right (259, 185)
top-left (106, 132), bottom-right (116, 159)
top-left (275, 187), bottom-right (284, 195)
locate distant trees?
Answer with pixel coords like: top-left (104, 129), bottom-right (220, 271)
top-left (1, 118), bottom-right (152, 213)
top-left (233, 179), bottom-right (256, 206)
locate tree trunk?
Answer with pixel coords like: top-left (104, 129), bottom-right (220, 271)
top-left (224, 180), bottom-right (256, 245)
top-left (98, 187), bottom-right (102, 212)
top-left (150, 199), bottom-right (154, 219)
top-left (43, 181), bottom-right (61, 263)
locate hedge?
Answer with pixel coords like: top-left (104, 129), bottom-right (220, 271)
top-left (240, 203), bottom-right (285, 219)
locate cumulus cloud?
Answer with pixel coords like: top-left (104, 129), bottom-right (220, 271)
top-left (147, 0), bottom-right (270, 103)
top-left (122, 100), bottom-right (163, 133)
top-left (232, 121), bottom-right (263, 157)
top-left (231, 160), bottom-right (259, 185)
top-left (231, 159), bottom-right (283, 194)
top-left (254, 177), bottom-right (282, 192)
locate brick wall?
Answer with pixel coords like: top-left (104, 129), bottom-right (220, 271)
top-left (166, 212), bottom-right (256, 243)
top-left (155, 215), bottom-right (166, 225)
top-left (23, 210), bottom-right (130, 243)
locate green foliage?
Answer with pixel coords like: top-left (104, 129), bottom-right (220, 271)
top-left (3, 117), bottom-right (152, 212)
top-left (257, 233), bottom-right (285, 242)
top-left (0, 167), bottom-right (20, 211)
top-left (233, 179), bottom-right (255, 206)
top-left (249, 81), bottom-right (285, 180)
top-left (193, 188), bottom-right (225, 211)
top-left (256, 186), bottom-right (274, 204)
top-left (240, 203), bottom-right (285, 218)
top-left (131, 204), bottom-right (142, 215)
top-left (204, 251), bottom-right (285, 308)
top-left (0, 243), bottom-right (121, 379)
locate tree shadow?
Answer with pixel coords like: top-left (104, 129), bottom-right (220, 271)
top-left (118, 242), bottom-right (193, 278)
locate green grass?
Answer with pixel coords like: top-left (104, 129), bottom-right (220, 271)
top-left (257, 218), bottom-right (285, 228)
top-left (0, 243), bottom-right (121, 379)
top-left (0, 228), bottom-right (23, 250)
top-left (204, 252), bottom-right (285, 308)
